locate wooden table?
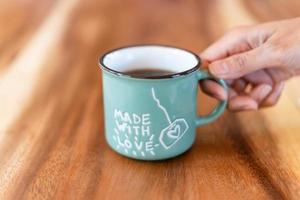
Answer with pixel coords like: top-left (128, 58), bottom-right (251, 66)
top-left (1, 0), bottom-right (300, 199)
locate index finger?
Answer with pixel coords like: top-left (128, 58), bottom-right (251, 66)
top-left (200, 27), bottom-right (252, 61)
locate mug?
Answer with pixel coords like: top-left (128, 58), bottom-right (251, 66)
top-left (99, 45), bottom-right (227, 160)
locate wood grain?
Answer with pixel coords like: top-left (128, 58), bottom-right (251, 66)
top-left (0, 0), bottom-right (300, 199)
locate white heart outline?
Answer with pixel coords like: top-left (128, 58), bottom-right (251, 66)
top-left (151, 87), bottom-right (189, 150)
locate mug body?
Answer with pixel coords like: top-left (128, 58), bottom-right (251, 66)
top-left (100, 45), bottom-right (201, 160)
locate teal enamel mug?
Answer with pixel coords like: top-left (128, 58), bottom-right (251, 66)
top-left (99, 45), bottom-right (227, 160)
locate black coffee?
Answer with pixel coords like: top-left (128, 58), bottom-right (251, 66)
top-left (124, 69), bottom-right (176, 77)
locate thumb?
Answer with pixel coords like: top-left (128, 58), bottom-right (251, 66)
top-left (208, 46), bottom-right (273, 79)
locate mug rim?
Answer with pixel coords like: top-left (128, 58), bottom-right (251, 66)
top-left (99, 44), bottom-right (201, 79)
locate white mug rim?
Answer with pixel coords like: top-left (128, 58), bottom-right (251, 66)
top-left (99, 44), bottom-right (201, 79)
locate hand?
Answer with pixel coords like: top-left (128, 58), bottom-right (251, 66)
top-left (200, 18), bottom-right (300, 111)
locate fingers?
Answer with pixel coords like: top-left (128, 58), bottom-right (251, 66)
top-left (208, 46), bottom-right (274, 79)
top-left (243, 70), bottom-right (273, 85)
top-left (265, 68), bottom-right (293, 83)
top-left (232, 79), bottom-right (247, 92)
top-left (228, 88), bottom-right (238, 99)
top-left (201, 26), bottom-right (252, 61)
top-left (261, 82), bottom-right (284, 107)
top-left (228, 95), bottom-right (258, 111)
top-left (200, 80), bottom-right (227, 101)
top-left (227, 83), bottom-right (271, 112)
top-left (227, 82), bottom-right (284, 112)
top-left (200, 77), bottom-right (284, 112)
top-left (226, 79), bottom-right (234, 85)
top-left (249, 84), bottom-right (273, 104)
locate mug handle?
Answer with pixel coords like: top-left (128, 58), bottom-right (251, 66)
top-left (195, 70), bottom-right (228, 126)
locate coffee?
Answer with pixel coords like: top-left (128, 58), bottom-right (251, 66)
top-left (124, 69), bottom-right (176, 78)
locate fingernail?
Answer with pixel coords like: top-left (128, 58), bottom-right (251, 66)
top-left (237, 102), bottom-right (258, 110)
top-left (257, 85), bottom-right (272, 102)
top-left (233, 104), bottom-right (258, 112)
top-left (209, 62), bottom-right (229, 75)
top-left (214, 92), bottom-right (227, 101)
top-left (229, 100), bottom-right (258, 111)
top-left (261, 85), bottom-right (272, 95)
top-left (241, 104), bottom-right (258, 110)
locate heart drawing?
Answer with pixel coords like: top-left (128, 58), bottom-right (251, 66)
top-left (167, 124), bottom-right (181, 139)
top-left (151, 88), bottom-right (189, 149)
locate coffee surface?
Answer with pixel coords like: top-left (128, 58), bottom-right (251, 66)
top-left (123, 68), bottom-right (176, 77)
